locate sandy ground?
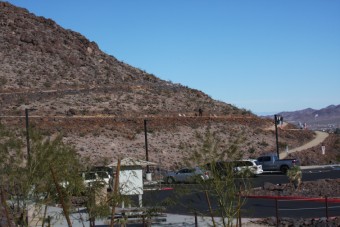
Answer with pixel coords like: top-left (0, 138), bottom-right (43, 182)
top-left (27, 205), bottom-right (266, 227)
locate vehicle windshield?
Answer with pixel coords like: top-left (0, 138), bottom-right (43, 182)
top-left (85, 172), bottom-right (96, 180)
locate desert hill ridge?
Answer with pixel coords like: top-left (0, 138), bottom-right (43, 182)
top-left (276, 105), bottom-right (340, 131)
top-left (1, 2), bottom-right (337, 168)
top-left (0, 1), bottom-right (241, 118)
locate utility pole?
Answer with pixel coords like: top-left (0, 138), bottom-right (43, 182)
top-left (25, 108), bottom-right (31, 161)
top-left (25, 108), bottom-right (36, 161)
top-left (144, 119), bottom-right (150, 173)
top-left (274, 114), bottom-right (280, 159)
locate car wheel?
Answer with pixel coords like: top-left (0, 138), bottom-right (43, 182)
top-left (166, 177), bottom-right (175, 184)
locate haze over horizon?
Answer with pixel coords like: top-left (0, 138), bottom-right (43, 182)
top-left (4, 0), bottom-right (340, 114)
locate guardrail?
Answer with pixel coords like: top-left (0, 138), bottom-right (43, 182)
top-left (244, 195), bottom-right (340, 226)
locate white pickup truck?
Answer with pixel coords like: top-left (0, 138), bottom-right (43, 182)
top-left (256, 155), bottom-right (300, 174)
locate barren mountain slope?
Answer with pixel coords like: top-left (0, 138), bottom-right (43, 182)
top-left (0, 2), bottom-right (239, 117)
top-left (0, 2), bottom-right (324, 168)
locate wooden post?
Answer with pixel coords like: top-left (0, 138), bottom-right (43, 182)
top-left (143, 215), bottom-right (146, 227)
top-left (110, 158), bottom-right (121, 227)
top-left (325, 196), bottom-right (329, 220)
top-left (275, 198), bottom-right (279, 227)
top-left (194, 211), bottom-right (198, 227)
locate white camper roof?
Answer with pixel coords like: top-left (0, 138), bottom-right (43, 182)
top-left (108, 157), bottom-right (157, 167)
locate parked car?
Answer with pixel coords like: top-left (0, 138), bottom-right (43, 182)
top-left (232, 159), bottom-right (263, 176)
top-left (206, 160), bottom-right (263, 178)
top-left (256, 154), bottom-right (300, 174)
top-left (80, 171), bottom-right (112, 189)
top-left (91, 166), bottom-right (114, 177)
top-left (164, 167), bottom-right (210, 184)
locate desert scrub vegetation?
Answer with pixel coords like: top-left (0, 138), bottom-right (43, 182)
top-left (175, 128), bottom-right (252, 227)
top-left (0, 76), bottom-right (8, 86)
top-left (258, 139), bottom-right (269, 147)
top-left (0, 123), bottom-right (138, 226)
top-left (247, 146), bottom-right (256, 154)
top-left (0, 125), bottom-right (82, 226)
top-left (278, 141), bottom-right (288, 150)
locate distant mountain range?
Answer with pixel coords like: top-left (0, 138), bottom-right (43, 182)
top-left (271, 105), bottom-right (340, 131)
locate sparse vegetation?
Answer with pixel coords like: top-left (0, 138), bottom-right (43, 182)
top-left (0, 76), bottom-right (8, 86)
top-left (174, 129), bottom-right (252, 227)
top-left (247, 146), bottom-right (256, 154)
top-left (258, 139), bottom-right (269, 147)
top-left (0, 125), bottom-right (85, 226)
top-left (286, 165), bottom-right (302, 189)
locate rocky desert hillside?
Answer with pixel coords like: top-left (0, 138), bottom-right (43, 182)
top-left (0, 2), bottom-right (239, 118)
top-left (1, 2), bottom-right (336, 169)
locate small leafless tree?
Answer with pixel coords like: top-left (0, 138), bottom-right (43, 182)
top-left (180, 128), bottom-right (253, 227)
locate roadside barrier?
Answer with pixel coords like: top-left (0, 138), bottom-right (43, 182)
top-left (244, 195), bottom-right (340, 226)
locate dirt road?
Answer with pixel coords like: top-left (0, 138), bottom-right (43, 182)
top-left (280, 130), bottom-right (329, 159)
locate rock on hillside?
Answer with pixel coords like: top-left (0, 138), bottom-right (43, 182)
top-left (0, 2), bottom-right (321, 168)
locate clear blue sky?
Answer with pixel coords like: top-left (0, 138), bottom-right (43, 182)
top-left (5, 0), bottom-right (340, 115)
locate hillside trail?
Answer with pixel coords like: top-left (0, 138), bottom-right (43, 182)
top-left (265, 121), bottom-right (329, 159)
